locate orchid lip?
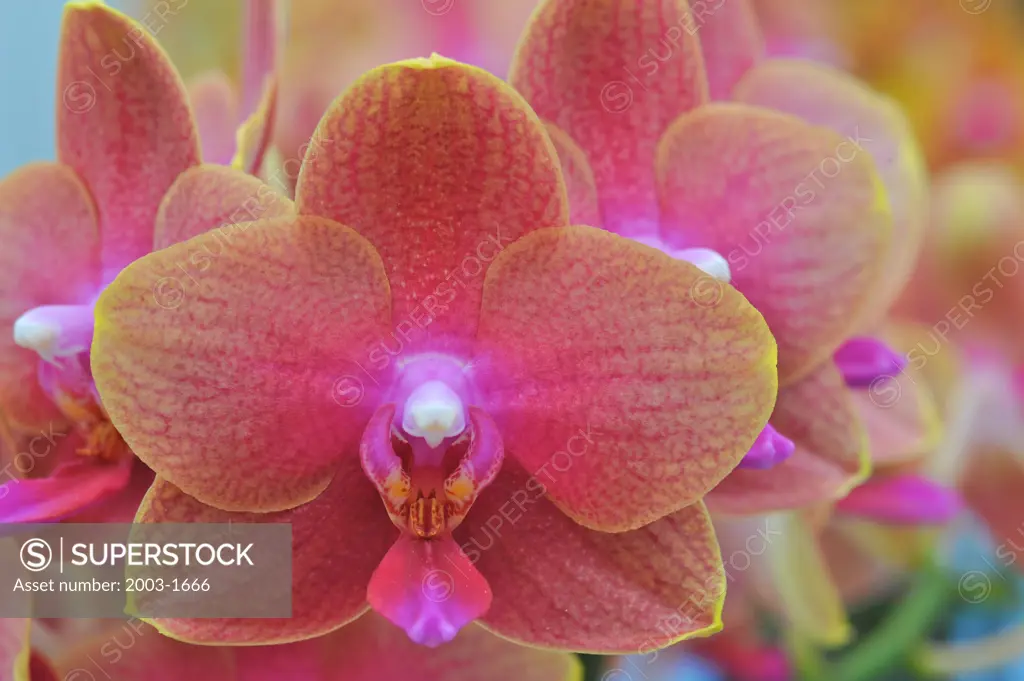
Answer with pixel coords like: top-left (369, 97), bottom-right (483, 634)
top-left (738, 424), bottom-right (795, 470)
top-left (834, 337), bottom-right (907, 388)
top-left (834, 474), bottom-right (963, 525)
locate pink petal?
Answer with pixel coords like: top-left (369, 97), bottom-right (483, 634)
top-left (241, 0), bottom-right (279, 119)
top-left (850, 369), bottom-right (942, 467)
top-left (368, 535), bottom-right (492, 647)
top-left (187, 71), bottom-right (240, 166)
top-left (544, 123), bottom-right (602, 227)
top-left (477, 226), bottom-right (777, 531)
top-left (454, 464), bottom-right (724, 651)
top-left (57, 3), bottom-right (201, 277)
top-left (51, 620), bottom-right (235, 681)
top-left (93, 216), bottom-right (390, 512)
top-left (510, 0), bottom-right (709, 237)
top-left (296, 57), bottom-right (568, 343)
top-left (0, 435), bottom-right (132, 525)
top-left (135, 457), bottom-right (398, 644)
top-left (234, 613), bottom-right (581, 681)
top-left (233, 76), bottom-right (279, 177)
top-left (656, 103), bottom-right (892, 383)
top-left (733, 59), bottom-right (929, 323)
top-left (697, 0), bottom-right (765, 100)
top-left (154, 164), bottom-right (294, 250)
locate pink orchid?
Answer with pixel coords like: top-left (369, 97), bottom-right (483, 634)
top-left (30, 613), bottom-right (579, 681)
top-left (509, 0), bottom-right (933, 514)
top-left (92, 56), bottom-right (779, 650)
top-left (0, 3), bottom-right (291, 526)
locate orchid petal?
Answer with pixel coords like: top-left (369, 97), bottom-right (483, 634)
top-left (656, 103), bottom-right (892, 384)
top-left (455, 464), bottom-right (725, 652)
top-left (57, 3), bottom-right (201, 277)
top-left (154, 164), bottom-right (294, 250)
top-left (232, 76), bottom-right (278, 177)
top-left (241, 0), bottom-right (279, 119)
top-left (0, 435), bottom-right (132, 526)
top-left (367, 535), bottom-right (491, 647)
top-left (696, 0), bottom-right (764, 100)
top-left (733, 59), bottom-right (929, 323)
top-left (53, 621), bottom-right (234, 680)
top-left (708, 362), bottom-right (869, 515)
top-left (93, 216), bottom-right (390, 511)
top-left (850, 369), bottom-right (943, 468)
top-left (543, 123), bottom-right (601, 227)
top-left (510, 0), bottom-right (709, 237)
top-left (135, 462), bottom-right (397, 644)
top-left (52, 614), bottom-right (581, 681)
top-left (0, 162), bottom-right (99, 432)
top-left (236, 613), bottom-right (583, 681)
top-left (477, 226), bottom-right (777, 531)
top-left (297, 56), bottom-right (568, 344)
top-left (187, 71), bottom-right (240, 166)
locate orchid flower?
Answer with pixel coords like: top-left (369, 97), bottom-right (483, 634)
top-left (91, 56), bottom-right (779, 649)
top-left (755, 0), bottom-right (1024, 167)
top-left (509, 0), bottom-right (935, 515)
top-left (703, 324), bottom-right (963, 654)
top-left (0, 2), bottom-right (292, 527)
top-left (31, 613), bottom-right (580, 681)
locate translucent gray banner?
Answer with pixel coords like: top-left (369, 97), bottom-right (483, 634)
top-left (0, 523), bottom-right (292, 618)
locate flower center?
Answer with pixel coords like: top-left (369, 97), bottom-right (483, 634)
top-left (13, 304), bottom-right (94, 364)
top-left (361, 354), bottom-right (503, 539)
top-left (13, 302), bottom-right (127, 463)
top-left (401, 380), bottom-right (466, 448)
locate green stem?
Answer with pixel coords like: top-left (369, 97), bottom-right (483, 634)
top-left (829, 556), bottom-right (952, 681)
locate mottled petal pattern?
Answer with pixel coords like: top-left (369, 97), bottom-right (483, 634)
top-left (477, 226), bottom-right (777, 531)
top-left (696, 0), bottom-right (764, 100)
top-left (733, 59), bottom-right (928, 323)
top-left (297, 57), bottom-right (567, 343)
top-left (57, 3), bottom-right (201, 277)
top-left (656, 103), bottom-right (892, 383)
top-left (154, 164), bottom-right (294, 249)
top-left (135, 462), bottom-right (397, 644)
top-left (93, 216), bottom-right (390, 511)
top-left (456, 464), bottom-right (724, 652)
top-left (510, 0), bottom-right (709, 237)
